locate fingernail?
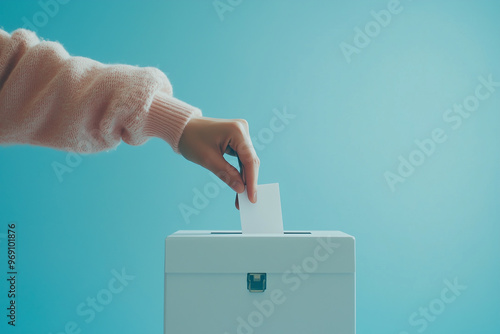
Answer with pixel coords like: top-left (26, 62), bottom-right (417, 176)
top-left (253, 191), bottom-right (257, 202)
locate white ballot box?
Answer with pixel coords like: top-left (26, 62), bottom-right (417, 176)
top-left (164, 230), bottom-right (355, 334)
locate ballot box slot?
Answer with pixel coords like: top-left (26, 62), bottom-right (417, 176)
top-left (210, 231), bottom-right (311, 235)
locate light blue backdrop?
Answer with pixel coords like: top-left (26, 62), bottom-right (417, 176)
top-left (1, 0), bottom-right (499, 333)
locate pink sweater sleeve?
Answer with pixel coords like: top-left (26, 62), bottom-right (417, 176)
top-left (0, 29), bottom-right (202, 153)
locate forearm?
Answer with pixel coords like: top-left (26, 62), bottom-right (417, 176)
top-left (0, 29), bottom-right (201, 153)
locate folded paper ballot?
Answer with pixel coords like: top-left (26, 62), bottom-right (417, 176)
top-left (238, 183), bottom-right (284, 234)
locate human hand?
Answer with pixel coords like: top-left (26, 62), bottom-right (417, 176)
top-left (178, 117), bottom-right (259, 208)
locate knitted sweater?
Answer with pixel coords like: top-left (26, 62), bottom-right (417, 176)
top-left (0, 29), bottom-right (202, 153)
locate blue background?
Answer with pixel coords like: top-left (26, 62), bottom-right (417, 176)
top-left (1, 0), bottom-right (499, 333)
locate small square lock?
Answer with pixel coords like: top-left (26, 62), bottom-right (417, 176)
top-left (247, 273), bottom-right (266, 292)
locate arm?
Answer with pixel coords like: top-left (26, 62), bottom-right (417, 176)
top-left (0, 29), bottom-right (199, 153)
top-left (0, 29), bottom-right (258, 203)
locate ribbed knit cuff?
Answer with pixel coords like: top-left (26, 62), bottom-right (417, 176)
top-left (143, 92), bottom-right (202, 153)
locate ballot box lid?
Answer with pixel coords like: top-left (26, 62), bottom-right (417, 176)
top-left (165, 230), bottom-right (355, 274)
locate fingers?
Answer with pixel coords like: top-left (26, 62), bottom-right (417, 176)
top-left (179, 116), bottom-right (259, 207)
top-left (235, 158), bottom-right (244, 210)
top-left (205, 156), bottom-right (245, 194)
top-left (239, 148), bottom-right (259, 203)
top-left (237, 156), bottom-right (245, 184)
top-left (230, 122), bottom-right (259, 203)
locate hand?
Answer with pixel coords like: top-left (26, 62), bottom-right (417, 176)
top-left (178, 117), bottom-right (260, 208)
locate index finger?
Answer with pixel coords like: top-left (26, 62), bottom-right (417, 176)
top-left (236, 139), bottom-right (260, 203)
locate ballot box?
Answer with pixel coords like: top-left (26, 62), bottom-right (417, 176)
top-left (164, 230), bottom-right (355, 334)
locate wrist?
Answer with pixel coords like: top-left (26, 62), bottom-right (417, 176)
top-left (144, 92), bottom-right (202, 153)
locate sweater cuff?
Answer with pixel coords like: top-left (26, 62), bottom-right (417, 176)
top-left (143, 92), bottom-right (202, 153)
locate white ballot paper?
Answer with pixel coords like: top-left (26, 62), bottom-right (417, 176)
top-left (238, 183), bottom-right (284, 234)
